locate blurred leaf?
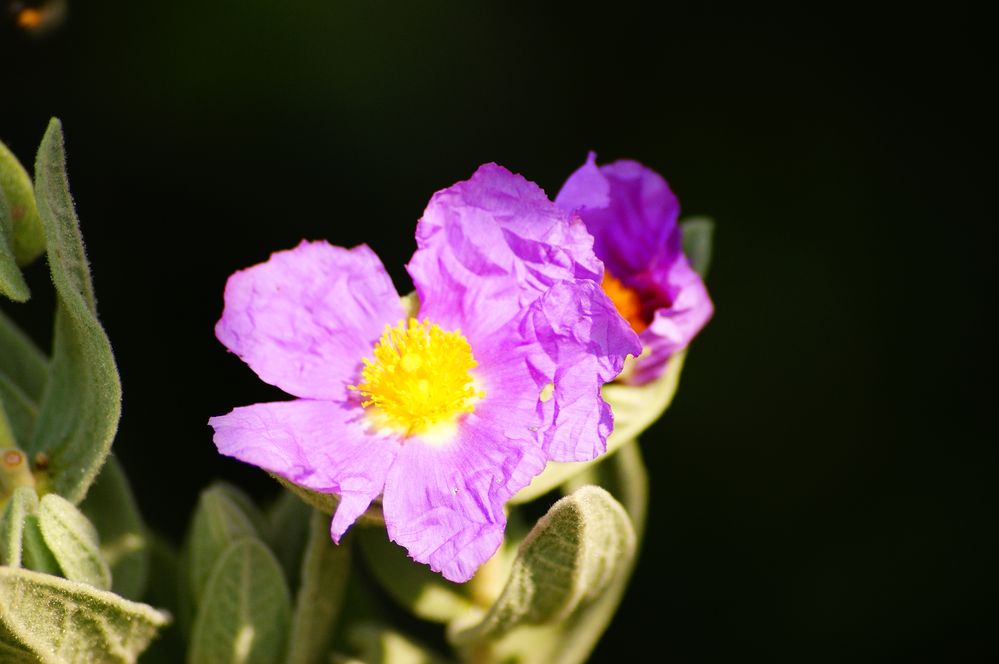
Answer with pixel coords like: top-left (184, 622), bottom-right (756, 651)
top-left (37, 493), bottom-right (111, 590)
top-left (0, 566), bottom-right (169, 663)
top-left (188, 538), bottom-right (292, 664)
top-left (264, 490), bottom-right (312, 590)
top-left (182, 484), bottom-right (261, 611)
top-left (0, 139), bottom-right (45, 267)
top-left (80, 456), bottom-right (149, 599)
top-left (449, 486), bottom-right (636, 648)
top-left (681, 216), bottom-right (714, 278)
top-left (346, 624), bottom-right (447, 664)
top-left (511, 352), bottom-right (684, 504)
top-left (212, 481), bottom-right (268, 536)
top-left (137, 532), bottom-right (185, 664)
top-left (0, 374), bottom-right (38, 449)
top-left (286, 510), bottom-right (351, 664)
top-left (357, 527), bottom-right (473, 624)
top-left (0, 486), bottom-right (38, 567)
top-left (0, 309), bottom-right (48, 402)
top-left (29, 118), bottom-right (121, 504)
top-left (0, 629), bottom-right (36, 663)
top-left (273, 475), bottom-right (384, 527)
top-left (20, 515), bottom-right (61, 576)
top-left (0, 184), bottom-right (30, 302)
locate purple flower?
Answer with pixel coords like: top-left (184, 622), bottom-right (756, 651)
top-left (208, 164), bottom-right (640, 582)
top-left (555, 153), bottom-right (713, 384)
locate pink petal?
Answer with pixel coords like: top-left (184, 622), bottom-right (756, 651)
top-left (209, 399), bottom-right (400, 541)
top-left (216, 241), bottom-right (404, 400)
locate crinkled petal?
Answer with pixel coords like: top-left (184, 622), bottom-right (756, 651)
top-left (382, 415), bottom-right (547, 583)
top-left (518, 280), bottom-right (642, 461)
top-left (555, 153), bottom-right (681, 277)
top-left (209, 399), bottom-right (400, 541)
top-left (407, 163), bottom-right (601, 343)
top-left (632, 258), bottom-right (715, 384)
top-left (216, 241), bottom-right (404, 400)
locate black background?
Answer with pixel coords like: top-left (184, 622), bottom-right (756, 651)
top-left (1, 2), bottom-right (994, 661)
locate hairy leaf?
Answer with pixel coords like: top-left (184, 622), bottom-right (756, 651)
top-left (0, 486), bottom-right (38, 567)
top-left (37, 493), bottom-right (111, 590)
top-left (450, 486), bottom-right (636, 646)
top-left (0, 566), bottom-right (168, 664)
top-left (0, 309), bottom-right (48, 403)
top-left (0, 139), bottom-right (45, 267)
top-left (0, 184), bottom-right (29, 302)
top-left (188, 538), bottom-right (291, 664)
top-left (29, 118), bottom-right (121, 503)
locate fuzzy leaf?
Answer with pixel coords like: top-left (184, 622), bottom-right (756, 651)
top-left (0, 486), bottom-right (38, 567)
top-left (79, 456), bottom-right (148, 599)
top-left (0, 184), bottom-right (29, 302)
top-left (182, 485), bottom-right (261, 611)
top-left (681, 216), bottom-right (715, 278)
top-left (449, 486), bottom-right (636, 647)
top-left (0, 566), bottom-right (168, 664)
top-left (20, 515), bottom-right (61, 576)
top-left (188, 538), bottom-right (291, 664)
top-left (29, 118), bottom-right (121, 504)
top-left (358, 527), bottom-right (473, 624)
top-left (0, 309), bottom-right (48, 403)
top-left (0, 139), bottom-right (45, 267)
top-left (0, 374), bottom-right (38, 449)
top-left (37, 493), bottom-right (111, 590)
top-left (286, 510), bottom-right (351, 664)
top-left (484, 443), bottom-right (650, 664)
top-left (511, 352), bottom-right (684, 503)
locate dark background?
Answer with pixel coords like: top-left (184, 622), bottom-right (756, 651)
top-left (1, 2), bottom-right (994, 661)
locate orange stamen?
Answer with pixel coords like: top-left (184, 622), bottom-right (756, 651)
top-left (602, 271), bottom-right (648, 333)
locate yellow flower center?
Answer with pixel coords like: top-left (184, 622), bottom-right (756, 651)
top-left (350, 318), bottom-right (484, 435)
top-left (602, 271), bottom-right (648, 333)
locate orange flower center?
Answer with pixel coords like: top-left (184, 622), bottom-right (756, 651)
top-left (602, 271), bottom-right (648, 333)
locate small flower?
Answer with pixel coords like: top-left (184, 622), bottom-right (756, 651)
top-left (555, 153), bottom-right (714, 384)
top-left (209, 164), bottom-right (640, 582)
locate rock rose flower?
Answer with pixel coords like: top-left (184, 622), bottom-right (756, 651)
top-left (208, 164), bottom-right (641, 582)
top-left (555, 153), bottom-right (713, 384)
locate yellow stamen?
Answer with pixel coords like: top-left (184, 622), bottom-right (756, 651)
top-left (602, 271), bottom-right (648, 333)
top-left (350, 318), bottom-right (484, 435)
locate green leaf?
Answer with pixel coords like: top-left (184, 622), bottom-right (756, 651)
top-left (0, 308), bottom-right (48, 402)
top-left (0, 486), bottom-right (38, 567)
top-left (181, 485), bottom-right (261, 612)
top-left (482, 445), bottom-right (651, 664)
top-left (0, 185), bottom-right (29, 302)
top-left (37, 493), bottom-right (111, 590)
top-left (357, 527), bottom-right (473, 624)
top-left (0, 139), bottom-right (45, 267)
top-left (449, 486), bottom-right (636, 648)
top-left (29, 118), bottom-right (121, 504)
top-left (188, 538), bottom-right (292, 664)
top-left (0, 566), bottom-right (169, 664)
top-left (136, 532), bottom-right (185, 664)
top-left (345, 624), bottom-right (448, 664)
top-left (0, 374), bottom-right (38, 449)
top-left (79, 456), bottom-right (148, 599)
top-left (264, 490), bottom-right (312, 593)
top-left (286, 510), bottom-right (351, 664)
top-left (0, 630), bottom-right (37, 663)
top-left (20, 516), bottom-right (60, 576)
top-left (511, 352), bottom-right (685, 504)
top-left (681, 216), bottom-right (715, 278)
